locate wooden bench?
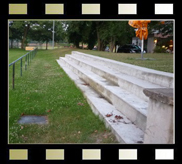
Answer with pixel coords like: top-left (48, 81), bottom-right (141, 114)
top-left (25, 47), bottom-right (35, 51)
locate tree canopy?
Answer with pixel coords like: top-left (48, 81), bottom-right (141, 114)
top-left (9, 20), bottom-right (173, 51)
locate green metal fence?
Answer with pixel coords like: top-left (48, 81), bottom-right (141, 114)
top-left (9, 48), bottom-right (38, 89)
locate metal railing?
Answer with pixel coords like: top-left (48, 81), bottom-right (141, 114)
top-left (9, 48), bottom-right (38, 89)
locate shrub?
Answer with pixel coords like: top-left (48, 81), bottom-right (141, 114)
top-left (153, 46), bottom-right (166, 53)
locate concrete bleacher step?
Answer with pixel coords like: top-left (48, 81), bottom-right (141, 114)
top-left (57, 59), bottom-right (144, 144)
top-left (59, 57), bottom-right (148, 132)
top-left (71, 51), bottom-right (173, 88)
top-left (65, 54), bottom-right (166, 102)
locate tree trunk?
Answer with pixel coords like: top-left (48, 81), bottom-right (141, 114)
top-left (96, 27), bottom-right (101, 51)
top-left (75, 41), bottom-right (79, 48)
top-left (109, 37), bottom-right (116, 53)
top-left (21, 24), bottom-right (30, 49)
top-left (10, 39), bottom-right (13, 48)
top-left (46, 41), bottom-right (48, 50)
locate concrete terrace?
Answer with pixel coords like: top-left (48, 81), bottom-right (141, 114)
top-left (56, 51), bottom-right (174, 144)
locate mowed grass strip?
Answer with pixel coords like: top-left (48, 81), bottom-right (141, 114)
top-left (9, 48), bottom-right (118, 143)
top-left (77, 49), bottom-right (174, 73)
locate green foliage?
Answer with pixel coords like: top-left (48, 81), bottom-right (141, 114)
top-left (66, 21), bottom-right (135, 51)
top-left (153, 46), bottom-right (166, 53)
top-left (9, 21), bottom-right (67, 50)
top-left (148, 21), bottom-right (173, 36)
top-left (9, 21), bottom-right (38, 49)
top-left (66, 21), bottom-right (97, 49)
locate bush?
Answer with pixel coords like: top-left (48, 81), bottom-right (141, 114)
top-left (153, 46), bottom-right (166, 53)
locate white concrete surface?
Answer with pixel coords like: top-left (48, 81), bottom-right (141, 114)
top-left (57, 59), bottom-right (144, 144)
top-left (59, 57), bottom-right (148, 131)
top-left (144, 99), bottom-right (173, 144)
top-left (65, 54), bottom-right (166, 101)
top-left (72, 51), bottom-right (173, 88)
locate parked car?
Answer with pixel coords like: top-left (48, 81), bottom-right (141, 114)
top-left (117, 44), bottom-right (145, 53)
top-left (137, 45), bottom-right (146, 53)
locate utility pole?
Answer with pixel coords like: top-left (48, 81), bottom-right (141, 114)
top-left (52, 20), bottom-right (55, 49)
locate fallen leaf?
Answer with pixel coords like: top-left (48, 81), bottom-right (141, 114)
top-left (115, 115), bottom-right (123, 119)
top-left (47, 109), bottom-right (51, 112)
top-left (105, 113), bottom-right (113, 117)
top-left (77, 102), bottom-right (84, 106)
top-left (82, 83), bottom-right (89, 86)
top-left (21, 113), bottom-right (25, 116)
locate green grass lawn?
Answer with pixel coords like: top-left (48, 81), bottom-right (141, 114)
top-left (9, 48), bottom-right (118, 143)
top-left (9, 49), bottom-right (28, 64)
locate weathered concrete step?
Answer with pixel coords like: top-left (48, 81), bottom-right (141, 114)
top-left (57, 59), bottom-right (144, 144)
top-left (65, 54), bottom-right (166, 102)
top-left (71, 51), bottom-right (173, 88)
top-left (59, 57), bottom-right (148, 131)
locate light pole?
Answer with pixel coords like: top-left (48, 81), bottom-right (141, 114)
top-left (52, 20), bottom-right (55, 49)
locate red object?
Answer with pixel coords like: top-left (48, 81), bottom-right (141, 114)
top-left (105, 113), bottom-right (113, 117)
top-left (115, 115), bottom-right (123, 119)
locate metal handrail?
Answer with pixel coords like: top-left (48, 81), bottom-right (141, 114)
top-left (9, 48), bottom-right (38, 89)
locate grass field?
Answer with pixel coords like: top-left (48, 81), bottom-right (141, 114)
top-left (9, 48), bottom-right (173, 143)
top-left (9, 48), bottom-right (118, 143)
top-left (9, 49), bottom-right (28, 64)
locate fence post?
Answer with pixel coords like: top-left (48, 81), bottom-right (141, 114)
top-left (12, 63), bottom-right (15, 89)
top-left (30, 51), bottom-right (32, 61)
top-left (25, 55), bottom-right (27, 70)
top-left (20, 58), bottom-right (22, 76)
top-left (28, 53), bottom-right (29, 65)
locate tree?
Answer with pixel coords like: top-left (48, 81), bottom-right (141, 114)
top-left (65, 21), bottom-right (135, 52)
top-left (66, 21), bottom-right (97, 49)
top-left (94, 21), bottom-right (135, 52)
top-left (148, 21), bottom-right (173, 36)
top-left (9, 21), bottom-right (38, 49)
top-left (30, 21), bottom-right (53, 50)
top-left (9, 21), bottom-right (22, 48)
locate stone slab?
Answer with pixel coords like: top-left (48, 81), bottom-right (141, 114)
top-left (18, 115), bottom-right (48, 124)
top-left (143, 88), bottom-right (173, 105)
